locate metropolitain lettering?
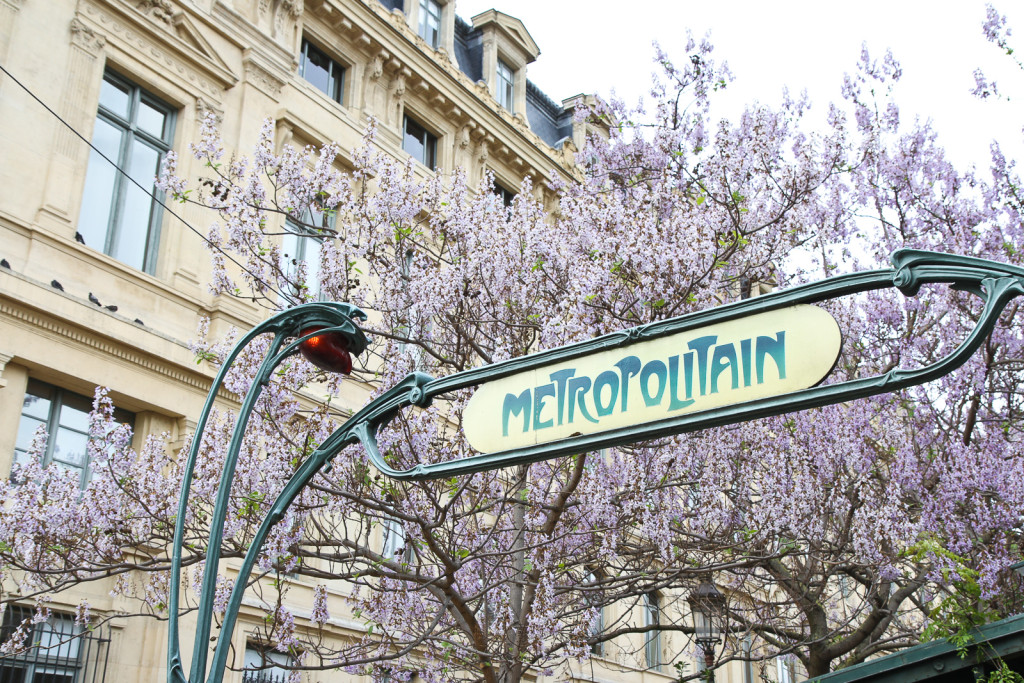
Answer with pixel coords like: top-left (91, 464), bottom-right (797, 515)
top-left (501, 332), bottom-right (786, 437)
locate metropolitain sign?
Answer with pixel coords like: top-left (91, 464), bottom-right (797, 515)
top-left (463, 305), bottom-right (842, 453)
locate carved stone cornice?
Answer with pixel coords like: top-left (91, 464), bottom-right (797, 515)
top-left (241, 48), bottom-right (286, 99)
top-left (136, 0), bottom-right (174, 26)
top-left (195, 96), bottom-right (224, 124)
top-left (0, 351), bottom-right (13, 388)
top-left (0, 299), bottom-right (214, 396)
top-left (69, 15), bottom-right (107, 55)
top-left (78, 0), bottom-right (237, 98)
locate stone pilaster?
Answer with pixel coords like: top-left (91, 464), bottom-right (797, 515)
top-left (0, 0), bottom-right (24, 88)
top-left (36, 15), bottom-right (107, 231)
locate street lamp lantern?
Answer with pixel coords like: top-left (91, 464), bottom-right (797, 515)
top-left (689, 581), bottom-right (726, 681)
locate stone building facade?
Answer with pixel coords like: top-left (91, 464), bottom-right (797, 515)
top-left (0, 0), bottom-right (776, 681)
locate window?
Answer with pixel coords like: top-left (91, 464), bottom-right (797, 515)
top-left (281, 206), bottom-right (332, 302)
top-left (742, 635), bottom-right (755, 683)
top-left (496, 59), bottom-right (514, 111)
top-left (78, 70), bottom-right (174, 274)
top-left (299, 38), bottom-right (344, 104)
top-left (13, 380), bottom-right (134, 489)
top-left (775, 655), bottom-right (796, 683)
top-left (381, 516), bottom-right (412, 563)
top-left (243, 645), bottom-right (293, 683)
top-left (493, 182), bottom-right (516, 208)
top-left (402, 115), bottom-right (437, 169)
top-left (0, 606), bottom-right (111, 683)
top-left (585, 573), bottom-right (604, 656)
top-left (644, 592), bottom-right (661, 670)
top-left (418, 0), bottom-right (441, 49)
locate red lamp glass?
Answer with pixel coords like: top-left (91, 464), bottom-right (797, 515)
top-left (299, 326), bottom-right (353, 374)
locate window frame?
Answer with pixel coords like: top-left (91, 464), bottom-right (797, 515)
top-left (0, 606), bottom-right (111, 682)
top-left (402, 114), bottom-right (438, 170)
top-left (585, 572), bottom-right (605, 656)
top-left (243, 644), bottom-right (295, 683)
top-left (281, 206), bottom-right (334, 302)
top-left (381, 515), bottom-right (413, 564)
top-left (496, 58), bottom-right (515, 111)
top-left (78, 69), bottom-right (175, 274)
top-left (13, 379), bottom-right (134, 489)
top-left (493, 181), bottom-right (516, 209)
top-left (643, 592), bottom-right (661, 670)
top-left (298, 38), bottom-right (345, 105)
top-left (776, 654), bottom-right (796, 683)
top-left (417, 0), bottom-right (441, 49)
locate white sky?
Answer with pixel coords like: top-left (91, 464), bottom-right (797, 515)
top-left (455, 0), bottom-right (1024, 170)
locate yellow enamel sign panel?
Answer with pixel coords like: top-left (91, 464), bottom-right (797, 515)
top-left (463, 304), bottom-right (842, 454)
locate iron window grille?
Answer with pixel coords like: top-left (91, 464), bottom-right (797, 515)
top-left (13, 379), bottom-right (134, 489)
top-left (0, 606), bottom-right (111, 683)
top-left (298, 39), bottom-right (344, 104)
top-left (77, 70), bottom-right (174, 274)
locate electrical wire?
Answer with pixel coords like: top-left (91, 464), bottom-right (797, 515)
top-left (0, 61), bottom-right (289, 301)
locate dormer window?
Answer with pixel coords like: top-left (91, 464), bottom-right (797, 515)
top-left (469, 10), bottom-right (539, 118)
top-left (496, 59), bottom-right (514, 111)
top-left (418, 0), bottom-right (441, 48)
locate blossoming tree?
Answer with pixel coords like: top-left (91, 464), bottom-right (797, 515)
top-left (3, 18), bottom-right (1023, 683)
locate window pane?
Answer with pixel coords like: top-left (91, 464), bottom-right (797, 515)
top-left (112, 140), bottom-right (161, 270)
top-left (33, 671), bottom-right (76, 683)
top-left (98, 77), bottom-right (130, 119)
top-left (12, 381), bottom-right (133, 488)
top-left (15, 416), bottom-right (46, 453)
top-left (78, 118), bottom-right (124, 251)
top-left (137, 99), bottom-right (168, 139)
top-left (78, 72), bottom-right (173, 274)
top-left (497, 61), bottom-right (514, 110)
top-left (302, 48), bottom-right (332, 95)
top-left (403, 116), bottom-right (435, 168)
top-left (51, 428), bottom-right (88, 468)
top-left (300, 42), bottom-right (342, 103)
top-left (419, 0), bottom-right (440, 47)
top-left (403, 120), bottom-right (426, 164)
top-left (2, 667), bottom-right (27, 683)
top-left (306, 239), bottom-right (322, 295)
top-left (282, 230), bottom-right (300, 265)
top-left (36, 617), bottom-right (81, 659)
top-left (244, 647), bottom-right (292, 679)
top-left (22, 384), bottom-right (53, 420)
top-left (282, 220), bottom-right (323, 298)
top-left (57, 391), bottom-right (91, 432)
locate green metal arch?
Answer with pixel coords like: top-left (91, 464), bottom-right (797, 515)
top-left (167, 250), bottom-right (1024, 683)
